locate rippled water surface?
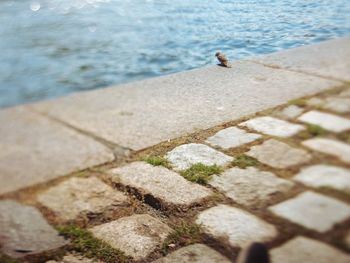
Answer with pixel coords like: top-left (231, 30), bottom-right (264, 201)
top-left (1, 0), bottom-right (350, 108)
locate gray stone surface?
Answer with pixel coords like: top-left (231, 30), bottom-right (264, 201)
top-left (90, 214), bottom-right (172, 260)
top-left (0, 107), bottom-right (114, 195)
top-left (31, 60), bottom-right (338, 151)
top-left (279, 105), bottom-right (304, 119)
top-left (206, 127), bottom-right (261, 149)
top-left (298, 110), bottom-right (350, 132)
top-left (196, 205), bottom-right (277, 247)
top-left (46, 254), bottom-right (102, 263)
top-left (209, 167), bottom-right (294, 206)
top-left (323, 96), bottom-right (350, 113)
top-left (37, 177), bottom-right (128, 221)
top-left (302, 138), bottom-right (350, 163)
top-left (239, 116), bottom-right (305, 137)
top-left (293, 165), bottom-right (350, 193)
top-left (271, 236), bottom-right (350, 263)
top-left (247, 139), bottom-right (311, 169)
top-left (109, 162), bottom-right (212, 207)
top-left (250, 37), bottom-right (350, 81)
top-left (152, 244), bottom-right (231, 263)
top-left (269, 191), bottom-right (350, 232)
top-left (165, 143), bottom-right (233, 170)
top-left (0, 200), bottom-right (67, 258)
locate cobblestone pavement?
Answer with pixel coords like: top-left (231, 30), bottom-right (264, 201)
top-left (1, 85), bottom-right (350, 263)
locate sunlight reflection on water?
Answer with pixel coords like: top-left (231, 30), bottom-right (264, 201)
top-left (0, 0), bottom-right (349, 107)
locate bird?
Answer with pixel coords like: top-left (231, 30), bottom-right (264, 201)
top-left (215, 52), bottom-right (232, 68)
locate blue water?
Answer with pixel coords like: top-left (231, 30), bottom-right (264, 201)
top-left (1, 0), bottom-right (350, 108)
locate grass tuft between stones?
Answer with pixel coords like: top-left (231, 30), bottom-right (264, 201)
top-left (288, 98), bottom-right (308, 107)
top-left (306, 124), bottom-right (326, 136)
top-left (57, 225), bottom-right (129, 263)
top-left (162, 222), bottom-right (202, 254)
top-left (180, 164), bottom-right (223, 185)
top-left (142, 156), bottom-right (171, 168)
top-left (232, 154), bottom-right (258, 168)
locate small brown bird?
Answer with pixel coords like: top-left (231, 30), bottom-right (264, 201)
top-left (215, 52), bottom-right (232, 68)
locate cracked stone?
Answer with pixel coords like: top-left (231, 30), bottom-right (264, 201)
top-left (109, 162), bottom-right (212, 208)
top-left (298, 110), bottom-right (350, 132)
top-left (196, 204), bottom-right (277, 247)
top-left (269, 191), bottom-right (350, 232)
top-left (37, 177), bottom-right (128, 221)
top-left (152, 244), bottom-right (231, 263)
top-left (247, 139), bottom-right (311, 169)
top-left (0, 200), bottom-right (67, 258)
top-left (302, 138), bottom-right (350, 163)
top-left (165, 143), bottom-right (233, 170)
top-left (206, 127), bottom-right (261, 149)
top-left (209, 167), bottom-right (294, 207)
top-left (293, 164), bottom-right (350, 193)
top-left (271, 236), bottom-right (350, 263)
top-left (90, 214), bottom-right (172, 260)
top-left (239, 116), bottom-right (305, 137)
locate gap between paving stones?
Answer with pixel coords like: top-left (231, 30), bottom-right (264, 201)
top-left (2, 84), bottom-right (350, 263)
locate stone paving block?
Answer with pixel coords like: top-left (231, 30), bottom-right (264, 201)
top-left (271, 236), bottom-right (350, 263)
top-left (239, 116), bottom-right (305, 137)
top-left (339, 89), bottom-right (350, 98)
top-left (209, 167), bottom-right (294, 206)
top-left (46, 254), bottom-right (102, 263)
top-left (298, 110), bottom-right (350, 132)
top-left (269, 191), bottom-right (350, 232)
top-left (90, 214), bottom-right (172, 260)
top-left (278, 105), bottom-right (304, 119)
top-left (205, 127), bottom-right (261, 149)
top-left (307, 97), bottom-right (324, 107)
top-left (165, 143), bottom-right (233, 170)
top-left (0, 107), bottom-right (114, 195)
top-left (293, 164), bottom-right (350, 193)
top-left (152, 244), bottom-right (231, 263)
top-left (247, 139), bottom-right (311, 169)
top-left (37, 177), bottom-right (128, 221)
top-left (323, 96), bottom-right (350, 113)
top-left (109, 162), bottom-right (212, 208)
top-left (302, 138), bottom-right (350, 164)
top-left (250, 37), bottom-right (350, 81)
top-left (196, 205), bottom-right (277, 247)
top-left (0, 200), bottom-right (67, 258)
top-left (31, 60), bottom-right (339, 151)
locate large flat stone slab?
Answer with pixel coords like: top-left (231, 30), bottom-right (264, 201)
top-left (31, 60), bottom-right (338, 151)
top-left (0, 200), bottom-right (67, 258)
top-left (293, 165), bottom-right (350, 193)
top-left (271, 236), bottom-right (350, 263)
top-left (250, 37), bottom-right (350, 81)
top-left (302, 138), bottom-right (350, 163)
top-left (37, 177), bottom-right (128, 221)
top-left (209, 167), bottom-right (294, 207)
top-left (196, 205), bottom-right (277, 247)
top-left (298, 110), bottom-right (350, 132)
top-left (239, 116), bottom-right (305, 137)
top-left (269, 191), bottom-right (350, 232)
top-left (165, 143), bottom-right (233, 170)
top-left (90, 214), bottom-right (172, 260)
top-left (206, 127), bottom-right (261, 149)
top-left (0, 107), bottom-right (114, 195)
top-left (109, 162), bottom-right (212, 208)
top-left (247, 139), bottom-right (311, 169)
top-left (152, 244), bottom-right (231, 263)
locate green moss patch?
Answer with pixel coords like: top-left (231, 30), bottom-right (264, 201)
top-left (57, 225), bottom-right (128, 263)
top-left (232, 154), bottom-right (258, 168)
top-left (162, 222), bottom-right (202, 253)
top-left (142, 156), bottom-right (171, 168)
top-left (288, 98), bottom-right (308, 107)
top-left (180, 164), bottom-right (223, 185)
